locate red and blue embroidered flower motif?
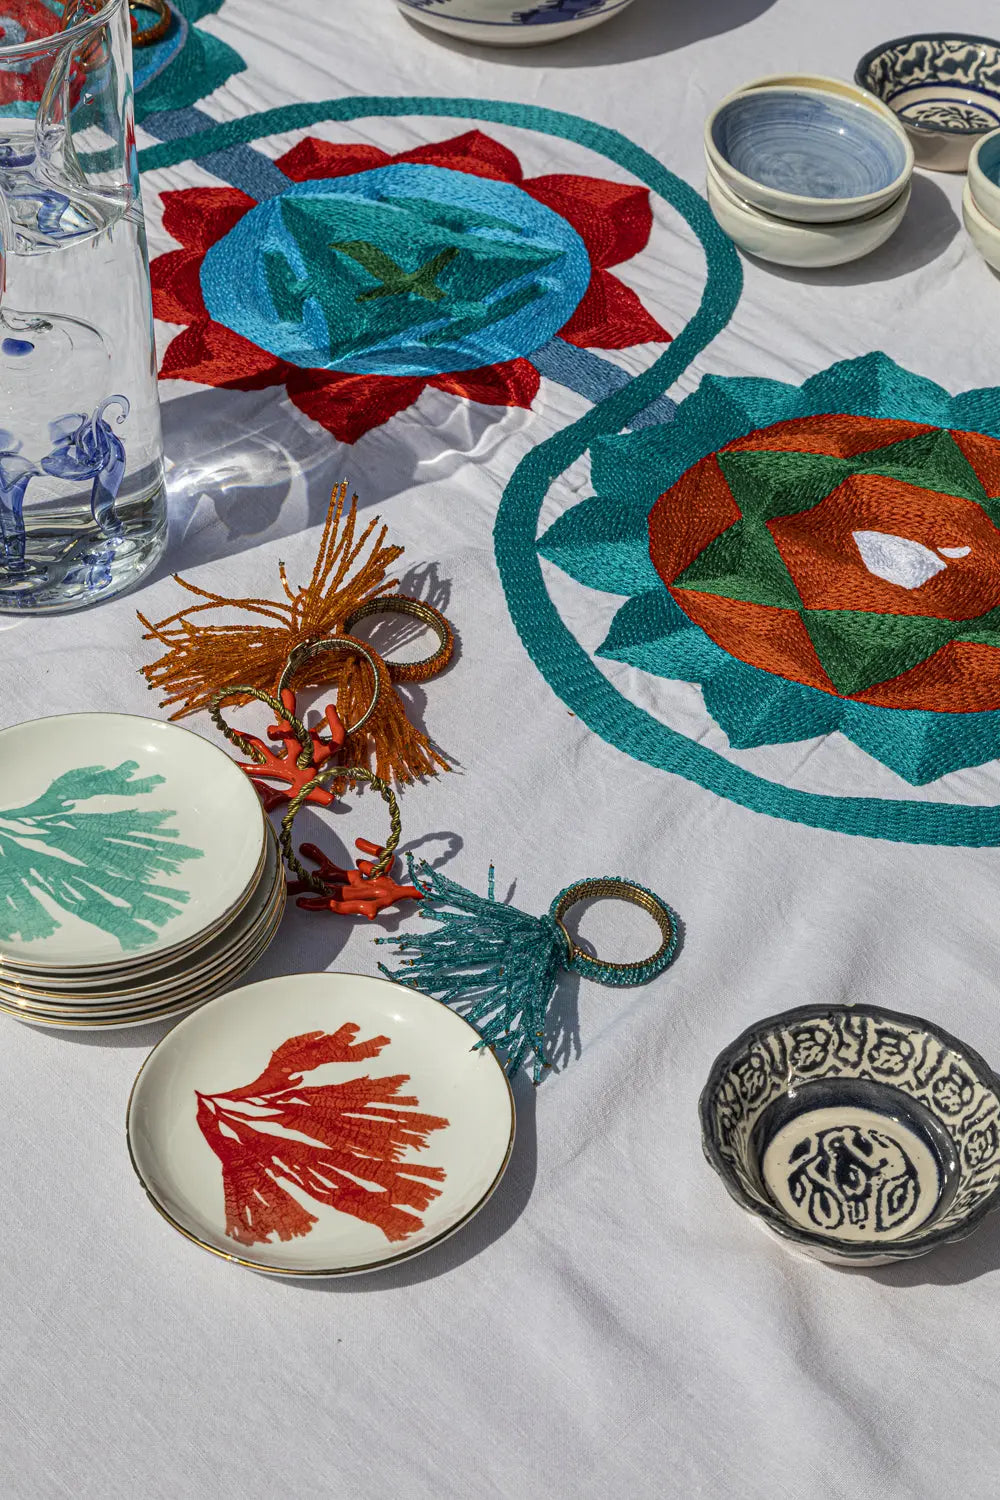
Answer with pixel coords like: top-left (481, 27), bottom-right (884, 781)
top-left (151, 129), bottom-right (671, 442)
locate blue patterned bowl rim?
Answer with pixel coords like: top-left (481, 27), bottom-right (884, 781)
top-left (699, 1000), bottom-right (1000, 1261)
top-left (854, 32), bottom-right (1000, 137)
top-left (705, 86), bottom-right (912, 213)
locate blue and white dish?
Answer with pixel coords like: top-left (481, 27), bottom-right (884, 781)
top-left (700, 1003), bottom-right (1000, 1265)
top-left (705, 86), bottom-right (913, 223)
top-left (855, 33), bottom-right (1000, 172)
top-left (396, 0), bottom-right (635, 47)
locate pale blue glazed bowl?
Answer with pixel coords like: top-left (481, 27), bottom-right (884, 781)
top-left (856, 34), bottom-right (1000, 172)
top-left (705, 86), bottom-right (913, 223)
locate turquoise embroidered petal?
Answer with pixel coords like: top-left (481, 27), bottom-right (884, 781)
top-left (538, 497), bottom-right (660, 595)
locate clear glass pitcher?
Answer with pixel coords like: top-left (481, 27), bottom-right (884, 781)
top-left (0, 0), bottom-right (165, 610)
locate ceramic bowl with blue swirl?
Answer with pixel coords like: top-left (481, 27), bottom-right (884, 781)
top-left (396, 0), bottom-right (635, 47)
top-left (856, 33), bottom-right (1000, 171)
top-left (700, 1002), bottom-right (1000, 1265)
top-left (705, 86), bottom-right (913, 223)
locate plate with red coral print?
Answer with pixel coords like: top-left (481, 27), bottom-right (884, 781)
top-left (126, 972), bottom-right (516, 1275)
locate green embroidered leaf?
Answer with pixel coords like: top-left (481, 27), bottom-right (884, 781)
top-left (853, 429), bottom-right (989, 507)
top-left (0, 762), bottom-right (204, 952)
top-left (673, 518), bottom-right (804, 609)
top-left (717, 449), bottom-right (850, 521)
top-left (800, 609), bottom-right (957, 696)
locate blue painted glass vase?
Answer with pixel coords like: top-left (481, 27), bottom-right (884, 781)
top-left (0, 0), bottom-right (166, 610)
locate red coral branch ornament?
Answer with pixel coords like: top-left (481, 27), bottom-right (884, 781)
top-left (196, 1024), bottom-right (450, 1247)
top-left (290, 839), bottom-right (422, 920)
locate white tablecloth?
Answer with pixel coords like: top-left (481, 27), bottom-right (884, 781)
top-left (6, 0), bottom-right (1000, 1494)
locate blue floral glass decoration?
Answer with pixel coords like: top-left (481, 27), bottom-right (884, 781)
top-left (41, 396), bottom-right (130, 538)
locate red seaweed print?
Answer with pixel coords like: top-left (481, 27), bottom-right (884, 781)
top-left (196, 1024), bottom-right (449, 1248)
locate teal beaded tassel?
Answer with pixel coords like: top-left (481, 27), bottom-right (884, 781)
top-left (377, 862), bottom-right (680, 1083)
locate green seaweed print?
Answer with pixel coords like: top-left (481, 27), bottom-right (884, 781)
top-left (0, 762), bottom-right (204, 952)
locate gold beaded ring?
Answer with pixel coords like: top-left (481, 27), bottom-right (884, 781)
top-left (129, 0), bottom-right (172, 47)
top-left (342, 596), bottom-right (455, 684)
top-left (210, 637), bottom-right (383, 769)
top-left (279, 763), bottom-right (402, 887)
top-left (276, 635), bottom-right (384, 737)
top-left (551, 877), bottom-right (679, 985)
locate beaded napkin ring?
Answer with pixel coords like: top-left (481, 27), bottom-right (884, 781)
top-left (378, 863), bottom-right (680, 1082)
top-left (139, 480), bottom-right (455, 787)
top-left (210, 637), bottom-right (384, 811)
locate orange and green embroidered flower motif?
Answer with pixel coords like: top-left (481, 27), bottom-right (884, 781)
top-left (151, 129), bottom-right (672, 442)
top-left (540, 353), bottom-right (1000, 785)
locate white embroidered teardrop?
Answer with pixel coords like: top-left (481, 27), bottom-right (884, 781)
top-left (852, 530), bottom-right (948, 590)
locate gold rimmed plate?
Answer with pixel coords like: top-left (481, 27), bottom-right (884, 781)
top-left (0, 885), bottom-right (286, 1029)
top-left (1, 829), bottom-right (283, 1009)
top-left (127, 972), bottom-right (515, 1276)
top-left (0, 713), bottom-right (266, 976)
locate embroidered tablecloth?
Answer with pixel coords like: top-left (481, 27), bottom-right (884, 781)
top-left (5, 0), bottom-right (1000, 1494)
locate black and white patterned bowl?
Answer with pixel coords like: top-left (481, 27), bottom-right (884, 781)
top-left (855, 33), bottom-right (1000, 171)
top-left (700, 1003), bottom-right (1000, 1265)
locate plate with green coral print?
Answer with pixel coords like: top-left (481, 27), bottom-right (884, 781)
top-left (0, 827), bottom-right (284, 1014)
top-left (0, 713), bottom-right (266, 972)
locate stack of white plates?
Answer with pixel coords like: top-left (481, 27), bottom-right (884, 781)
top-left (0, 713), bottom-right (285, 1029)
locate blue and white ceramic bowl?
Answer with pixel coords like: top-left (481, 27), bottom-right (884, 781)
top-left (705, 86), bottom-right (913, 224)
top-left (856, 33), bottom-right (1000, 172)
top-left (396, 0), bottom-right (635, 47)
top-left (700, 1003), bottom-right (1000, 1266)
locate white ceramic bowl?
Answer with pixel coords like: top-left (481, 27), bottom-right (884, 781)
top-left (705, 160), bottom-right (912, 269)
top-left (705, 84), bottom-right (914, 224)
top-left (963, 176), bottom-right (1000, 273)
top-left (395, 0), bottom-right (634, 46)
top-left (968, 128), bottom-right (1000, 228)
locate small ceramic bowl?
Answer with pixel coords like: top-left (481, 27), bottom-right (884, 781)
top-left (705, 85), bottom-right (913, 223)
top-left (963, 177), bottom-right (1000, 275)
top-left (705, 161), bottom-right (911, 270)
top-left (967, 128), bottom-right (1000, 227)
top-left (700, 1002), bottom-right (1000, 1266)
top-left (719, 73), bottom-right (905, 124)
top-left (395, 0), bottom-right (635, 47)
top-left (856, 34), bottom-right (1000, 172)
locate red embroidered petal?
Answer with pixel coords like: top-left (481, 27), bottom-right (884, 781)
top-left (160, 187), bottom-right (256, 253)
top-left (522, 175), bottom-right (654, 268)
top-left (276, 137), bottom-right (392, 182)
top-left (559, 269), bottom-right (671, 350)
top-left (150, 248), bottom-right (206, 325)
top-left (392, 129), bottom-right (523, 184)
top-left (429, 358), bottom-right (540, 409)
top-left (286, 369), bottom-right (427, 442)
top-left (159, 321), bottom-right (290, 388)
